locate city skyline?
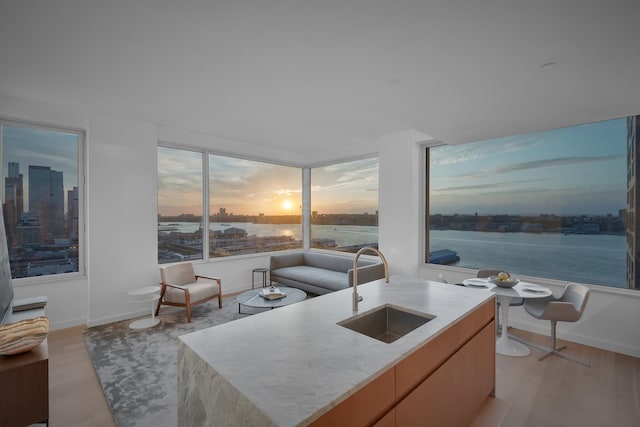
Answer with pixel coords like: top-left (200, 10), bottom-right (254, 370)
top-left (430, 117), bottom-right (627, 216)
top-left (3, 125), bottom-right (79, 213)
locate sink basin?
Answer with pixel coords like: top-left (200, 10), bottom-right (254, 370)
top-left (337, 304), bottom-right (435, 344)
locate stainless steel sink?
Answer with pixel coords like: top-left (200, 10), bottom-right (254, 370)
top-left (337, 304), bottom-right (435, 344)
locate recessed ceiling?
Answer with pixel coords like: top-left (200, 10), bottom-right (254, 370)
top-left (1, 0), bottom-right (639, 155)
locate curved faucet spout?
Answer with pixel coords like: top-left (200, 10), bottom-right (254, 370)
top-left (353, 247), bottom-right (389, 312)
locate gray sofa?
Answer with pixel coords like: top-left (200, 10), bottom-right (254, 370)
top-left (269, 251), bottom-right (386, 295)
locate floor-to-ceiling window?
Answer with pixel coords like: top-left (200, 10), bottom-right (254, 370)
top-left (157, 146), bottom-right (204, 263)
top-left (208, 155), bottom-right (301, 257)
top-left (310, 157), bottom-right (379, 253)
top-left (157, 146), bottom-right (302, 263)
top-left (0, 119), bottom-right (84, 279)
top-left (427, 115), bottom-right (638, 290)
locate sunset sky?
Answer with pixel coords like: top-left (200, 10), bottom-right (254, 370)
top-left (3, 117), bottom-right (627, 220)
top-left (157, 148), bottom-right (378, 217)
top-left (430, 117), bottom-right (627, 216)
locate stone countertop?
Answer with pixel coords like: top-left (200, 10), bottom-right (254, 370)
top-left (179, 277), bottom-right (494, 426)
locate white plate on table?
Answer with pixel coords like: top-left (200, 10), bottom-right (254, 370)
top-left (520, 285), bottom-right (548, 294)
top-left (463, 279), bottom-right (493, 289)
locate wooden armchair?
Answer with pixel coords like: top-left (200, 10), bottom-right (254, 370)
top-left (155, 262), bottom-right (222, 322)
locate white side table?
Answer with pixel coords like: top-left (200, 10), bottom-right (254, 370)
top-left (127, 285), bottom-right (161, 329)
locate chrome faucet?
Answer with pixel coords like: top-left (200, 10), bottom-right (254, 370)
top-left (353, 247), bottom-right (389, 311)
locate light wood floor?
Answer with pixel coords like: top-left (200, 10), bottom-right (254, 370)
top-left (47, 326), bottom-right (640, 427)
top-left (48, 326), bottom-right (116, 427)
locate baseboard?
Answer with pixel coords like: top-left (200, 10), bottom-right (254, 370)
top-left (87, 308), bottom-right (153, 328)
top-left (509, 319), bottom-right (640, 359)
top-left (50, 316), bottom-right (89, 331)
top-left (86, 283), bottom-right (254, 328)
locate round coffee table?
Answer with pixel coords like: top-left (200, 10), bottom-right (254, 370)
top-left (236, 286), bottom-right (307, 314)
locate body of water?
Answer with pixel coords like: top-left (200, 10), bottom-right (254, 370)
top-left (159, 222), bottom-right (378, 248)
top-left (159, 222), bottom-right (628, 288)
top-left (430, 230), bottom-right (627, 288)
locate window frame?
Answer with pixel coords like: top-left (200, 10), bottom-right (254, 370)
top-left (0, 118), bottom-right (86, 284)
top-left (309, 155), bottom-right (380, 254)
top-left (157, 142), bottom-right (305, 263)
top-left (424, 119), bottom-right (636, 292)
top-left (157, 144), bottom-right (206, 263)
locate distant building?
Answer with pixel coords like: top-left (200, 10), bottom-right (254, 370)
top-left (627, 115), bottom-right (640, 290)
top-left (67, 186), bottom-right (79, 241)
top-left (521, 223), bottom-right (544, 232)
top-left (26, 258), bottom-right (75, 277)
top-left (16, 213), bottom-right (42, 245)
top-left (3, 161), bottom-right (24, 247)
top-left (29, 165), bottom-right (65, 241)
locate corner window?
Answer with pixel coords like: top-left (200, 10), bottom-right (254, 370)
top-left (157, 146), bottom-right (302, 263)
top-left (208, 154), bottom-right (302, 257)
top-left (427, 116), bottom-right (637, 290)
top-left (1, 120), bottom-right (83, 279)
top-left (310, 158), bottom-right (379, 253)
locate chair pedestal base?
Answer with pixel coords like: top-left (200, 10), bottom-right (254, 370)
top-left (511, 321), bottom-right (590, 367)
top-left (522, 340), bottom-right (590, 367)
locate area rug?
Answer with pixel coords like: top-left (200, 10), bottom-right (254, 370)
top-left (83, 295), bottom-right (264, 427)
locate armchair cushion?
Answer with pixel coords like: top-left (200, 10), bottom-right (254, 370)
top-left (163, 281), bottom-right (220, 304)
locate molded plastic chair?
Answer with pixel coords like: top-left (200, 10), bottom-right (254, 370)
top-left (523, 283), bottom-right (590, 366)
top-left (156, 262), bottom-right (222, 322)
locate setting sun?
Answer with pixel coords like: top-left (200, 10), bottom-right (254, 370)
top-left (282, 200), bottom-right (293, 211)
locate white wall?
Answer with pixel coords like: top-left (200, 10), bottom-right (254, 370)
top-left (2, 94), bottom-right (639, 358)
top-left (378, 129), bottom-right (433, 277)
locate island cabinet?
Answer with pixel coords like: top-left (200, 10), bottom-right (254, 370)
top-left (310, 299), bottom-right (495, 427)
top-left (394, 322), bottom-right (495, 427)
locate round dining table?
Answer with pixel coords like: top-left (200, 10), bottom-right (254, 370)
top-left (462, 278), bottom-right (552, 357)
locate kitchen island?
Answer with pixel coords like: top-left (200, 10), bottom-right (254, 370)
top-left (178, 277), bottom-right (496, 426)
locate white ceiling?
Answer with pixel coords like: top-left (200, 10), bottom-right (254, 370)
top-left (1, 0), bottom-right (640, 155)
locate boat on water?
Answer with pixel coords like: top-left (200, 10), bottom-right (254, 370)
top-left (429, 249), bottom-right (460, 265)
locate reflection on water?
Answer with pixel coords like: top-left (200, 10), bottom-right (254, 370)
top-left (161, 222), bottom-right (378, 248)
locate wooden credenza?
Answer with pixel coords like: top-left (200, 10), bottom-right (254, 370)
top-left (0, 311), bottom-right (49, 427)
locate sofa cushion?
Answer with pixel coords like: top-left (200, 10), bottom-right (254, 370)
top-left (271, 265), bottom-right (350, 292)
top-left (303, 252), bottom-right (361, 273)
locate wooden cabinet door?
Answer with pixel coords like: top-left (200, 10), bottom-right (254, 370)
top-left (395, 322), bottom-right (495, 427)
top-left (309, 368), bottom-right (395, 427)
top-left (395, 299), bottom-right (495, 399)
top-left (0, 340), bottom-right (48, 427)
top-left (373, 408), bottom-right (395, 427)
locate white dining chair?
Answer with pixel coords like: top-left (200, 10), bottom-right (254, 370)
top-left (523, 283), bottom-right (590, 367)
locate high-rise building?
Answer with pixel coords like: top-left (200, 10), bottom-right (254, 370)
top-left (50, 170), bottom-right (64, 237)
top-left (28, 165), bottom-right (65, 241)
top-left (626, 115), bottom-right (640, 290)
top-left (3, 161), bottom-right (24, 248)
top-left (16, 213), bottom-right (42, 246)
top-left (67, 186), bottom-right (78, 241)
